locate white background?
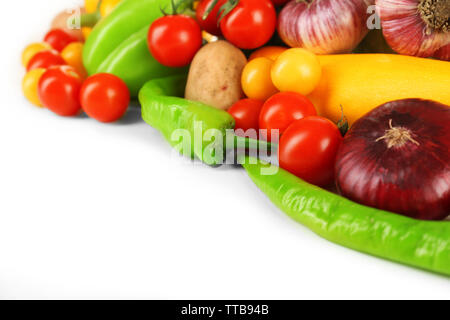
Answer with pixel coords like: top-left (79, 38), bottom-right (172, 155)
top-left (0, 0), bottom-right (448, 299)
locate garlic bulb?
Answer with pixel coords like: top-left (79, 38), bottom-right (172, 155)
top-left (277, 0), bottom-right (372, 54)
top-left (376, 0), bottom-right (450, 60)
top-left (434, 43), bottom-right (450, 60)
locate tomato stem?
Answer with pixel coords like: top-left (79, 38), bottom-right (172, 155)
top-left (337, 105), bottom-right (349, 137)
top-left (217, 0), bottom-right (240, 24)
top-left (161, 0), bottom-right (196, 16)
top-left (203, 0), bottom-right (220, 20)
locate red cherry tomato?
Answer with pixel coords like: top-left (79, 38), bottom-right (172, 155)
top-left (38, 66), bottom-right (83, 116)
top-left (26, 50), bottom-right (66, 72)
top-left (259, 92), bottom-right (317, 142)
top-left (44, 29), bottom-right (78, 52)
top-left (228, 99), bottom-right (264, 135)
top-left (196, 0), bottom-right (226, 36)
top-left (220, 0), bottom-right (276, 49)
top-left (148, 15), bottom-right (202, 67)
top-left (279, 116), bottom-right (343, 187)
top-left (80, 73), bottom-right (130, 123)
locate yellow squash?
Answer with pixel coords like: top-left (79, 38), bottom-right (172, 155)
top-left (308, 54), bottom-right (450, 125)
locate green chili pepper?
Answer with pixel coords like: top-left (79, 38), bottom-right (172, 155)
top-left (83, 0), bottom-right (187, 96)
top-left (242, 157), bottom-right (450, 276)
top-left (139, 75), bottom-right (273, 165)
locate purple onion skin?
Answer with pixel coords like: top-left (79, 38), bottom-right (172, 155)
top-left (335, 99), bottom-right (450, 221)
top-left (278, 0), bottom-right (371, 54)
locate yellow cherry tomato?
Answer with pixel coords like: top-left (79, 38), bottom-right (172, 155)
top-left (61, 42), bottom-right (87, 79)
top-left (22, 68), bottom-right (46, 107)
top-left (242, 57), bottom-right (279, 101)
top-left (82, 27), bottom-right (93, 40)
top-left (100, 0), bottom-right (122, 17)
top-left (21, 43), bottom-right (52, 67)
top-left (85, 0), bottom-right (100, 13)
top-left (271, 48), bottom-right (322, 96)
top-left (249, 46), bottom-right (288, 61)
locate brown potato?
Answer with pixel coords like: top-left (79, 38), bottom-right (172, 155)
top-left (185, 41), bottom-right (247, 111)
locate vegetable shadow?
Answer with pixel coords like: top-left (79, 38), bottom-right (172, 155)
top-left (117, 101), bottom-right (142, 125)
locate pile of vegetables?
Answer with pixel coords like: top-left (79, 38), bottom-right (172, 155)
top-left (22, 0), bottom-right (131, 121)
top-left (21, 0), bottom-right (450, 275)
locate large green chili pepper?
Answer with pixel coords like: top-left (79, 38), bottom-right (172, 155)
top-left (242, 158), bottom-right (450, 276)
top-left (83, 0), bottom-right (186, 96)
top-left (139, 75), bottom-right (273, 166)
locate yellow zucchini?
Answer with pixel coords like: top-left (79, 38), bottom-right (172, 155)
top-left (308, 54), bottom-right (450, 125)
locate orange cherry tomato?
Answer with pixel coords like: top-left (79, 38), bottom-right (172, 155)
top-left (241, 57), bottom-right (278, 101)
top-left (249, 46), bottom-right (288, 61)
top-left (61, 42), bottom-right (87, 79)
top-left (82, 27), bottom-right (93, 40)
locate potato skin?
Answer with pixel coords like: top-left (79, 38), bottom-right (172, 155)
top-left (185, 41), bottom-right (247, 111)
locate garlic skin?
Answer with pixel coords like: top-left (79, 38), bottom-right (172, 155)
top-left (376, 0), bottom-right (450, 59)
top-left (434, 44), bottom-right (450, 60)
top-left (278, 0), bottom-right (372, 54)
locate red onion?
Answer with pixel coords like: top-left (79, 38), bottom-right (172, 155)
top-left (335, 99), bottom-right (450, 221)
top-left (278, 0), bottom-right (372, 54)
top-left (376, 0), bottom-right (450, 60)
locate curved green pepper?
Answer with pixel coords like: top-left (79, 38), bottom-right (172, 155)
top-left (242, 158), bottom-right (450, 276)
top-left (83, 0), bottom-right (186, 96)
top-left (139, 75), bottom-right (273, 165)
